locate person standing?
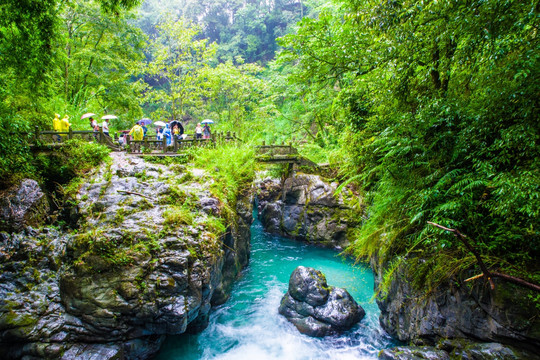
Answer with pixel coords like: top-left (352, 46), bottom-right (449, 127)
top-left (59, 115), bottom-right (71, 140)
top-left (128, 121), bottom-right (144, 152)
top-left (89, 117), bottom-right (98, 131)
top-left (141, 123), bottom-right (148, 138)
top-left (89, 117), bottom-right (99, 140)
top-left (195, 123), bottom-right (203, 139)
top-left (52, 113), bottom-right (61, 142)
top-left (203, 124), bottom-right (211, 139)
top-left (173, 124), bottom-right (180, 141)
top-left (163, 124), bottom-right (172, 146)
top-left (102, 118), bottom-right (110, 137)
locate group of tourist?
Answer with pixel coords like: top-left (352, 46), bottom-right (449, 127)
top-left (52, 114), bottom-right (71, 141)
top-left (88, 117), bottom-right (110, 137)
top-left (52, 113), bottom-right (213, 147)
top-left (127, 120), bottom-right (212, 146)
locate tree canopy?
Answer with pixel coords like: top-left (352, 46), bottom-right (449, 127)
top-left (0, 0), bottom-right (538, 293)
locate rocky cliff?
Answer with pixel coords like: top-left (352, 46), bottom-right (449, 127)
top-left (0, 153), bottom-right (252, 359)
top-left (256, 174), bottom-right (361, 249)
top-left (373, 258), bottom-right (540, 359)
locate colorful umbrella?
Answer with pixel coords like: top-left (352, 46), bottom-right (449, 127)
top-left (139, 118), bottom-right (152, 125)
top-left (201, 119), bottom-right (214, 124)
top-left (81, 113), bottom-right (96, 120)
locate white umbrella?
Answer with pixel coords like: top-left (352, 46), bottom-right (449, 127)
top-left (81, 113), bottom-right (96, 120)
top-left (154, 121), bottom-right (166, 127)
top-left (201, 119), bottom-right (214, 124)
top-left (101, 115), bottom-right (118, 120)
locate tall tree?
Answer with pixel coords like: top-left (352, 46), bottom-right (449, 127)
top-left (142, 16), bottom-right (217, 121)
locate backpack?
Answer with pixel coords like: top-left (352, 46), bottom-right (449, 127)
top-left (133, 125), bottom-right (143, 137)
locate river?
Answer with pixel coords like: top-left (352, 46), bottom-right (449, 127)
top-left (156, 214), bottom-right (395, 359)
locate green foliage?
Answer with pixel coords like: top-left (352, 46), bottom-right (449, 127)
top-left (71, 228), bottom-right (158, 272)
top-left (0, 110), bottom-right (35, 187)
top-left (34, 139), bottom-right (110, 186)
top-left (193, 144), bottom-right (255, 218)
top-left (141, 15), bottom-right (217, 121)
top-left (163, 205), bottom-right (194, 227)
top-left (279, 0), bottom-right (540, 289)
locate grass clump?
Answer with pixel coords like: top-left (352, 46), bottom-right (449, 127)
top-left (193, 144), bottom-right (255, 219)
top-left (163, 205), bottom-right (194, 227)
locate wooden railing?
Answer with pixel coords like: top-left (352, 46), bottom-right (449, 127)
top-left (125, 131), bottom-right (239, 154)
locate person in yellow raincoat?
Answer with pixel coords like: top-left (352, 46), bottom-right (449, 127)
top-left (58, 115), bottom-right (71, 140)
top-left (52, 114), bottom-right (61, 142)
top-left (128, 121), bottom-right (144, 152)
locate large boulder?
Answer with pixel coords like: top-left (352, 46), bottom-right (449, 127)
top-left (0, 179), bottom-right (50, 232)
top-left (257, 174), bottom-right (361, 249)
top-left (278, 266), bottom-right (365, 337)
top-left (0, 153), bottom-right (252, 359)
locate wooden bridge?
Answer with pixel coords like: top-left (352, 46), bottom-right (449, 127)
top-left (32, 129), bottom-right (239, 154)
top-left (32, 129), bottom-right (312, 168)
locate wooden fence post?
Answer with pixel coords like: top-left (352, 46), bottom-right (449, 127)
top-left (162, 136), bottom-right (167, 153)
top-left (69, 127), bottom-right (73, 140)
top-left (127, 136), bottom-right (131, 153)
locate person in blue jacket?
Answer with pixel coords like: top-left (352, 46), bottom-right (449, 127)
top-left (163, 124), bottom-right (172, 146)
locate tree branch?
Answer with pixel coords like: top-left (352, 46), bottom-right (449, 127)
top-left (427, 221), bottom-right (495, 290)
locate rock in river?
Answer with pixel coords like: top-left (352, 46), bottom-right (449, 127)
top-left (278, 266), bottom-right (365, 337)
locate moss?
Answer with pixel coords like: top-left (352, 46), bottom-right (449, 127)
top-left (3, 311), bottom-right (38, 329)
top-left (163, 205), bottom-right (194, 227)
top-left (138, 198), bottom-right (154, 210)
top-left (177, 171), bottom-right (194, 184)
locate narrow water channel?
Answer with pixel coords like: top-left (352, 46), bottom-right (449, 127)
top-left (156, 214), bottom-right (395, 359)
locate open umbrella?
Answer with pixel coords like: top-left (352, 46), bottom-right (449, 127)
top-left (102, 115), bottom-right (118, 120)
top-left (201, 119), bottom-right (214, 124)
top-left (170, 120), bottom-right (184, 134)
top-left (139, 118), bottom-right (152, 125)
top-left (154, 121), bottom-right (166, 127)
top-left (81, 113), bottom-right (96, 120)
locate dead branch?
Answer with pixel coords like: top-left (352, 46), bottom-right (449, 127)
top-left (465, 272), bottom-right (540, 293)
top-left (428, 221), bottom-right (540, 293)
top-left (464, 273), bottom-right (485, 282)
top-left (491, 272), bottom-right (540, 292)
top-left (117, 190), bottom-right (152, 201)
top-left (427, 221), bottom-right (495, 290)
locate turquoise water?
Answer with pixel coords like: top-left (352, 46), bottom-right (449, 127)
top-left (156, 216), bottom-right (394, 360)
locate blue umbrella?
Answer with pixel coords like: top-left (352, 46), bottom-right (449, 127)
top-left (201, 119), bottom-right (214, 124)
top-left (139, 118), bottom-right (152, 125)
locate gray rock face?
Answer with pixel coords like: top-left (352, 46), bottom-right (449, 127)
top-left (0, 153), bottom-right (252, 359)
top-left (257, 174), bottom-right (361, 249)
top-left (378, 342), bottom-right (540, 360)
top-left (0, 179), bottom-right (50, 232)
top-left (278, 266), bottom-right (365, 337)
top-left (374, 258), bottom-right (540, 356)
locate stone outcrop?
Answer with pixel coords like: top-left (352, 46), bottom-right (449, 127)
top-left (0, 153), bottom-right (252, 359)
top-left (257, 174), bottom-right (361, 249)
top-left (278, 266), bottom-right (365, 337)
top-left (0, 179), bottom-right (50, 232)
top-left (373, 258), bottom-right (540, 358)
top-left (379, 341), bottom-right (540, 360)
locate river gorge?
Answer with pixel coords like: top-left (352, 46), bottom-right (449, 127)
top-left (1, 153), bottom-right (538, 360)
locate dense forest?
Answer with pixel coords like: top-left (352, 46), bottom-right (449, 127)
top-left (1, 0), bottom-right (538, 300)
